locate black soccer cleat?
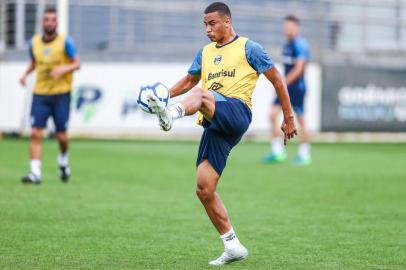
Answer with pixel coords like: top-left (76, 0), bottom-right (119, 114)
top-left (21, 172), bottom-right (41, 185)
top-left (59, 166), bottom-right (71, 182)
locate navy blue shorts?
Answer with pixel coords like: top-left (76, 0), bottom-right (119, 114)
top-left (196, 91), bottom-right (252, 176)
top-left (30, 92), bottom-right (71, 132)
top-left (274, 87), bottom-right (306, 116)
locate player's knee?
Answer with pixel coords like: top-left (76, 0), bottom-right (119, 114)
top-left (31, 130), bottom-right (42, 141)
top-left (270, 111), bottom-right (278, 124)
top-left (201, 92), bottom-right (215, 109)
top-left (190, 87), bottom-right (203, 99)
top-left (58, 137), bottom-right (68, 146)
top-left (56, 132), bottom-right (68, 142)
top-left (196, 184), bottom-right (215, 202)
top-left (298, 116), bottom-right (306, 127)
top-left (202, 91), bottom-right (213, 102)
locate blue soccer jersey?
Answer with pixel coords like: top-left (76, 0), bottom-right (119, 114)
top-left (282, 37), bottom-right (309, 92)
top-left (274, 37), bottom-right (310, 115)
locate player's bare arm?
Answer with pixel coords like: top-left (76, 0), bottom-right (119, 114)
top-left (50, 56), bottom-right (81, 79)
top-left (264, 66), bottom-right (298, 144)
top-left (169, 74), bottom-right (200, 98)
top-left (19, 60), bottom-right (36, 86)
top-left (285, 59), bottom-right (305, 86)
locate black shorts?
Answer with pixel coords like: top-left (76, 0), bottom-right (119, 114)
top-left (196, 91), bottom-right (252, 175)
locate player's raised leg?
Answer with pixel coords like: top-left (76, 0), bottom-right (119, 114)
top-left (147, 87), bottom-right (212, 131)
top-left (196, 160), bottom-right (248, 265)
top-left (263, 104), bottom-right (286, 163)
top-left (186, 87), bottom-right (215, 120)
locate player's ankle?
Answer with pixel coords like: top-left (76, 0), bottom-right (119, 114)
top-left (271, 137), bottom-right (285, 154)
top-left (220, 227), bottom-right (241, 250)
top-left (58, 152), bottom-right (69, 167)
top-left (30, 159), bottom-right (42, 178)
top-left (298, 143), bottom-right (311, 158)
top-left (168, 103), bottom-right (185, 120)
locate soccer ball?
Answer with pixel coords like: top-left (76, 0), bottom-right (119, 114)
top-left (137, 82), bottom-right (170, 113)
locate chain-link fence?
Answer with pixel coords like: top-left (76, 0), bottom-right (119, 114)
top-left (1, 0), bottom-right (406, 63)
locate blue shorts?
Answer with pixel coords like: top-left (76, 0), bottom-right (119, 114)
top-left (30, 92), bottom-right (71, 132)
top-left (274, 87), bottom-right (306, 116)
top-left (196, 91), bottom-right (252, 176)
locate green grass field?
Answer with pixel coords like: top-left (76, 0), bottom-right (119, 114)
top-left (0, 138), bottom-right (405, 270)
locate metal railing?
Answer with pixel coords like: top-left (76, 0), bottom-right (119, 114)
top-left (1, 0), bottom-right (406, 64)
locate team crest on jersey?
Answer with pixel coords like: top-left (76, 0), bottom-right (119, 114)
top-left (214, 55), bottom-right (222, 65)
top-left (208, 82), bottom-right (223, 91)
top-left (44, 48), bottom-right (51, 57)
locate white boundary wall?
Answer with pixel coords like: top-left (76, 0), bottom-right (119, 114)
top-left (0, 62), bottom-right (321, 138)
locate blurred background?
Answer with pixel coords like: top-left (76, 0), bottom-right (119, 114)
top-left (1, 0), bottom-right (406, 140)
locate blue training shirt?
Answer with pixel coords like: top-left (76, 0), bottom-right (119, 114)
top-left (282, 37), bottom-right (309, 92)
top-left (188, 37), bottom-right (274, 76)
top-left (29, 35), bottom-right (77, 61)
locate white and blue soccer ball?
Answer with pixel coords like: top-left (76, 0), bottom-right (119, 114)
top-left (137, 82), bottom-right (170, 113)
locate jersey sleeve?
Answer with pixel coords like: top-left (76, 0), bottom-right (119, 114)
top-left (29, 39), bottom-right (34, 61)
top-left (245, 40), bottom-right (274, 74)
top-left (294, 39), bottom-right (310, 61)
top-left (187, 48), bottom-right (203, 76)
top-left (64, 36), bottom-right (78, 59)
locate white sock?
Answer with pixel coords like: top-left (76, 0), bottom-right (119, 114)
top-left (30, 160), bottom-right (41, 178)
top-left (168, 103), bottom-right (185, 120)
top-left (298, 143), bottom-right (311, 159)
top-left (58, 153), bottom-right (69, 167)
top-left (271, 138), bottom-right (285, 155)
top-left (220, 227), bottom-right (241, 250)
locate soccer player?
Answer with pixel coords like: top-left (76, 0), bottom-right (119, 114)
top-left (146, 2), bottom-right (297, 265)
top-left (263, 15), bottom-right (311, 165)
top-left (19, 7), bottom-right (80, 184)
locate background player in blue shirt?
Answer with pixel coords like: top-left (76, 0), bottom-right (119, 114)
top-left (263, 15), bottom-right (311, 165)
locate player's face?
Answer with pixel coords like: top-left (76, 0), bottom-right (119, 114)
top-left (43, 12), bottom-right (57, 35)
top-left (204, 12), bottom-right (230, 42)
top-left (283, 21), bottom-right (299, 41)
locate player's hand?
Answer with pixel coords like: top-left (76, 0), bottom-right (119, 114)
top-left (49, 66), bottom-right (67, 79)
top-left (19, 75), bottom-right (27, 86)
top-left (281, 115), bottom-right (298, 145)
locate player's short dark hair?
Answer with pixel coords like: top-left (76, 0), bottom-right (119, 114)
top-left (284, 15), bottom-right (300, 25)
top-left (204, 2), bottom-right (231, 18)
top-left (44, 7), bottom-right (57, 14)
